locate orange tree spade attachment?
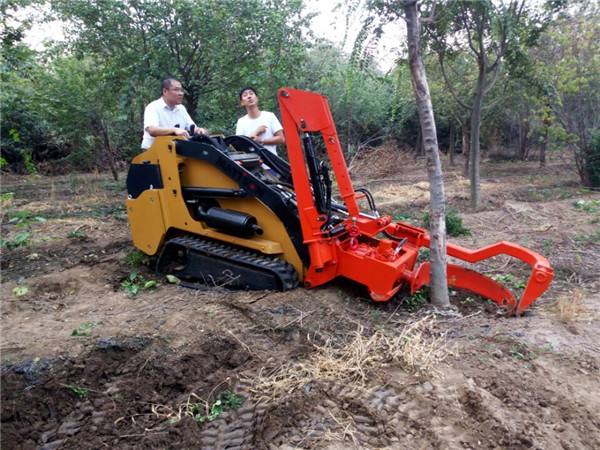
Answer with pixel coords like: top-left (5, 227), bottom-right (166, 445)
top-left (277, 88), bottom-right (553, 315)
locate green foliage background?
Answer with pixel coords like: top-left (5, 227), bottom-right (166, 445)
top-left (1, 0), bottom-right (598, 185)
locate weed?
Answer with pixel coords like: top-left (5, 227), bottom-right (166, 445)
top-left (417, 248), bottom-right (430, 262)
top-left (541, 239), bottom-right (554, 253)
top-left (22, 151), bottom-right (38, 175)
top-left (370, 310), bottom-right (381, 322)
top-left (111, 205), bottom-right (128, 222)
top-left (491, 274), bottom-right (526, 290)
top-left (574, 229), bottom-right (600, 245)
top-left (422, 209), bottom-right (470, 237)
top-left (67, 228), bottom-right (88, 240)
top-left (12, 285), bottom-right (29, 298)
top-left (71, 322), bottom-right (99, 337)
top-left (194, 392), bottom-right (243, 424)
top-left (121, 271), bottom-right (157, 296)
top-left (62, 384), bottom-right (89, 398)
top-left (1, 231), bottom-right (31, 249)
top-left (0, 192), bottom-right (14, 206)
top-left (461, 296), bottom-right (476, 305)
top-left (509, 343), bottom-right (530, 361)
top-left (101, 179), bottom-right (126, 192)
top-left (393, 212), bottom-right (416, 224)
top-left (403, 288), bottom-right (429, 311)
top-left (165, 274), bottom-right (181, 284)
top-left (152, 390), bottom-right (244, 426)
top-left (549, 289), bottom-right (591, 323)
top-left (8, 211), bottom-right (46, 228)
top-left (124, 250), bottom-right (147, 267)
top-left (573, 199), bottom-right (600, 213)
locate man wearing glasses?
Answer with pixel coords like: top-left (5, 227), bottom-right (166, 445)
top-left (140, 77), bottom-right (208, 149)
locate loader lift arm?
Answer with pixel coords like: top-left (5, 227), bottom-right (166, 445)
top-left (278, 88), bottom-right (553, 315)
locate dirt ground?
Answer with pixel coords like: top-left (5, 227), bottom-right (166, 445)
top-left (1, 151), bottom-right (599, 450)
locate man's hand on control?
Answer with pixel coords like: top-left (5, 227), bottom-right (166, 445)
top-left (194, 127), bottom-right (208, 135)
top-left (173, 128), bottom-right (189, 138)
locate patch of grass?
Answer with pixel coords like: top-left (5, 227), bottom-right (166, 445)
top-left (574, 229), bottom-right (600, 245)
top-left (1, 231), bottom-right (32, 249)
top-left (124, 250), bottom-right (147, 267)
top-left (573, 199), bottom-right (600, 213)
top-left (111, 205), bottom-right (128, 222)
top-left (508, 342), bottom-right (532, 362)
top-left (491, 274), bottom-right (526, 290)
top-left (67, 228), bottom-right (88, 240)
top-left (62, 384), bottom-right (90, 398)
top-left (101, 179), bottom-right (126, 192)
top-left (0, 192), bottom-right (14, 206)
top-left (541, 239), bottom-right (554, 253)
top-left (392, 212), bottom-right (417, 224)
top-left (121, 271), bottom-right (157, 296)
top-left (8, 211), bottom-right (46, 228)
top-left (71, 322), bottom-right (99, 337)
top-left (422, 209), bottom-right (470, 237)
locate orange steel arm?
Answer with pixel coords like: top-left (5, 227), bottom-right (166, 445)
top-left (396, 225), bottom-right (554, 315)
top-left (277, 87), bottom-right (553, 315)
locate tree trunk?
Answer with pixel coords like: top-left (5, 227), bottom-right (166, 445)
top-left (519, 113), bottom-right (530, 161)
top-left (469, 75), bottom-right (484, 210)
top-left (449, 123), bottom-right (455, 166)
top-left (99, 119), bottom-right (119, 181)
top-left (462, 121), bottom-right (470, 176)
top-left (415, 127), bottom-right (422, 155)
top-left (540, 119), bottom-right (549, 167)
top-left (403, 0), bottom-right (449, 307)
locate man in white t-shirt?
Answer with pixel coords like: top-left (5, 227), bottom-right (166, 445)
top-left (140, 78), bottom-right (207, 149)
top-left (235, 87), bottom-right (285, 155)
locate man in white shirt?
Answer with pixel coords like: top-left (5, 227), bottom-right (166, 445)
top-left (141, 78), bottom-right (207, 149)
top-left (235, 87), bottom-right (285, 156)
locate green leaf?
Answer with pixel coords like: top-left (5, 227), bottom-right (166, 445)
top-left (71, 321), bottom-right (97, 336)
top-left (165, 274), bottom-right (180, 284)
top-left (12, 286), bottom-right (29, 297)
top-left (143, 280), bottom-right (157, 289)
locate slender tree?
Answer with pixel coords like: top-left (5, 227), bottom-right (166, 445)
top-left (369, 0), bottom-right (450, 307)
top-left (426, 0), bottom-right (545, 209)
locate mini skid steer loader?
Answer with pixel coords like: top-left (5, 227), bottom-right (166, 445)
top-left (126, 88), bottom-right (553, 315)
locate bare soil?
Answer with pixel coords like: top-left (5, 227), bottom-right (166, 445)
top-left (1, 153), bottom-right (599, 449)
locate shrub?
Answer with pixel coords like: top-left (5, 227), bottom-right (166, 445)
top-left (422, 209), bottom-right (471, 237)
top-left (585, 130), bottom-right (600, 187)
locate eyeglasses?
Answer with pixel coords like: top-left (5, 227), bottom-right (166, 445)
top-left (168, 87), bottom-right (184, 92)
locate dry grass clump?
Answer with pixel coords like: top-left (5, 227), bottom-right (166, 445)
top-left (548, 288), bottom-right (595, 323)
top-left (253, 316), bottom-right (449, 401)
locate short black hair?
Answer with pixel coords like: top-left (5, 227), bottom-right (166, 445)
top-left (161, 77), bottom-right (180, 92)
top-left (239, 86), bottom-right (257, 100)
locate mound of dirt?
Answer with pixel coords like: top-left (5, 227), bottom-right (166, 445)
top-left (350, 143), bottom-right (422, 181)
top-left (1, 334), bottom-right (252, 449)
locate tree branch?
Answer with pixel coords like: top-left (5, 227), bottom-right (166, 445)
top-left (438, 51), bottom-right (471, 111)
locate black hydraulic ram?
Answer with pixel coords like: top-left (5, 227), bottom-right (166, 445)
top-left (302, 133), bottom-right (327, 214)
top-left (197, 206), bottom-right (263, 238)
top-left (183, 187), bottom-right (247, 199)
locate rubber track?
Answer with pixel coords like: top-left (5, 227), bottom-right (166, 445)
top-left (160, 236), bottom-right (299, 291)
